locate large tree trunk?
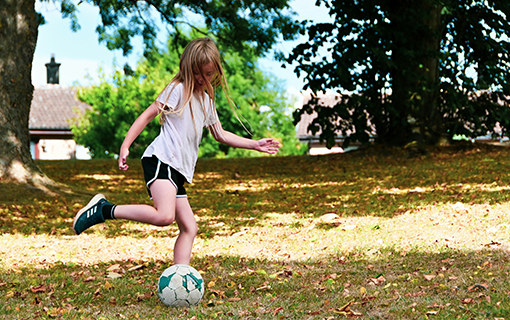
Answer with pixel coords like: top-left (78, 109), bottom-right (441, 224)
top-left (387, 0), bottom-right (443, 146)
top-left (418, 2), bottom-right (444, 145)
top-left (0, 0), bottom-right (51, 186)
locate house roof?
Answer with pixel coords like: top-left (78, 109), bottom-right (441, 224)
top-left (296, 91), bottom-right (343, 138)
top-left (29, 85), bottom-right (90, 130)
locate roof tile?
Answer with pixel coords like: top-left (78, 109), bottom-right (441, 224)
top-left (29, 85), bottom-right (91, 130)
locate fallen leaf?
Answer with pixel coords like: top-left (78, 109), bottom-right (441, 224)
top-left (227, 297), bottom-right (241, 302)
top-left (30, 285), bottom-right (47, 293)
top-left (332, 300), bottom-right (363, 317)
top-left (467, 284), bottom-right (488, 292)
top-left (368, 275), bottom-right (386, 286)
top-left (107, 272), bottom-right (122, 279)
top-left (307, 310), bottom-right (322, 315)
top-left (461, 298), bottom-right (475, 304)
top-left (423, 275), bottom-right (436, 281)
top-left (127, 265), bottom-right (144, 272)
top-left (135, 292), bottom-right (153, 301)
top-left (209, 289), bottom-right (225, 299)
top-left (107, 264), bottom-right (121, 272)
top-left (272, 307), bottom-right (283, 316)
top-left (484, 240), bottom-right (501, 247)
top-left (405, 291), bottom-right (426, 297)
top-left (317, 213), bottom-right (341, 225)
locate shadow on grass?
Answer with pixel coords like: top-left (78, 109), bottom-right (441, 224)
top-left (1, 248), bottom-right (510, 319)
top-left (1, 146), bottom-right (510, 237)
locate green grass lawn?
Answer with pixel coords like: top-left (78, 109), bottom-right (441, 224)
top-left (1, 145), bottom-right (510, 319)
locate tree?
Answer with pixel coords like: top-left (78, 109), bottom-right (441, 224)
top-left (73, 33), bottom-right (305, 159)
top-left (0, 0), bottom-right (300, 185)
top-left (287, 0), bottom-right (510, 148)
top-left (0, 0), bottom-right (48, 185)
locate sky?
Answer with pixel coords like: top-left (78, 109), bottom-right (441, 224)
top-left (31, 0), bottom-right (333, 102)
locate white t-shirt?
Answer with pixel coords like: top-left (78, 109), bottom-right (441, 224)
top-left (142, 83), bottom-right (219, 183)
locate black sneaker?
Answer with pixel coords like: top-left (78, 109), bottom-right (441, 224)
top-left (73, 194), bottom-right (109, 235)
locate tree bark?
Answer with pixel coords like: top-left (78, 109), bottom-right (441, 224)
top-left (0, 0), bottom-right (50, 185)
top-left (387, 0), bottom-right (443, 145)
top-left (418, 2), bottom-right (444, 144)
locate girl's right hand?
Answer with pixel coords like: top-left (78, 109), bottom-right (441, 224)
top-left (118, 147), bottom-right (130, 171)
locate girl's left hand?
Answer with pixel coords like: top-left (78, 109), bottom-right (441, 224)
top-left (256, 138), bottom-right (281, 154)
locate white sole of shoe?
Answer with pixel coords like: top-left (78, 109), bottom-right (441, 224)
top-left (73, 193), bottom-right (106, 234)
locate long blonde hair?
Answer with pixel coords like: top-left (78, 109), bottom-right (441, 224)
top-left (159, 37), bottom-right (242, 137)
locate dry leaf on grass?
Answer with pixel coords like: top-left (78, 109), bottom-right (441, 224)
top-left (103, 281), bottom-right (113, 290)
top-left (461, 298), bottom-right (476, 304)
top-left (332, 300), bottom-right (363, 317)
top-left (467, 284), bottom-right (489, 292)
top-left (127, 264), bottom-right (144, 272)
top-left (30, 285), bottom-right (48, 293)
top-left (368, 275), bottom-right (386, 286)
top-left (107, 272), bottom-right (122, 279)
top-left (106, 264), bottom-right (121, 272)
top-left (405, 291), bottom-right (426, 297)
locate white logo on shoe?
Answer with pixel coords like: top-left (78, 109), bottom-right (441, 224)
top-left (86, 206), bottom-right (97, 218)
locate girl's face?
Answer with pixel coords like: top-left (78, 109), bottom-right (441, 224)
top-left (193, 62), bottom-right (216, 92)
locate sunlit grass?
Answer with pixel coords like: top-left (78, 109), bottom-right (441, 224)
top-left (2, 145), bottom-right (510, 318)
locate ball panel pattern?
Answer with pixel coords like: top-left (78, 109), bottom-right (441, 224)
top-left (157, 264), bottom-right (205, 307)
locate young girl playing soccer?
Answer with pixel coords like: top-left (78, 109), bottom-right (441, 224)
top-left (73, 38), bottom-right (281, 265)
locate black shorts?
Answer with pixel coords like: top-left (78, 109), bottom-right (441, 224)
top-left (141, 156), bottom-right (187, 198)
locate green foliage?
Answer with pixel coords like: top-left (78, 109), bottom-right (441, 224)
top-left (203, 49), bottom-right (305, 158)
top-left (287, 0), bottom-right (510, 148)
top-left (71, 65), bottom-right (169, 159)
top-left (72, 34), bottom-right (305, 159)
top-left (38, 0), bottom-right (302, 59)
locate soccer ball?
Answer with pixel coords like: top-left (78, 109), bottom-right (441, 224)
top-left (157, 264), bottom-right (205, 307)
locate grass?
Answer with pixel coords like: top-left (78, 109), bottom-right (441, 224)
top-left (2, 145), bottom-right (510, 319)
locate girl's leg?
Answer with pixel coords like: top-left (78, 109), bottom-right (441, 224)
top-left (173, 197), bottom-right (198, 265)
top-left (114, 179), bottom-right (177, 226)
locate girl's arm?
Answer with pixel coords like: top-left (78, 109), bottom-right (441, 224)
top-left (208, 122), bottom-right (281, 154)
top-left (118, 102), bottom-right (161, 170)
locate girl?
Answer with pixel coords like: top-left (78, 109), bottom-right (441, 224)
top-left (73, 37), bottom-right (281, 265)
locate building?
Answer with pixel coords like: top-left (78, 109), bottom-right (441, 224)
top-left (29, 55), bottom-right (91, 160)
top-left (296, 91), bottom-right (364, 155)
top-left (296, 90), bottom-right (509, 153)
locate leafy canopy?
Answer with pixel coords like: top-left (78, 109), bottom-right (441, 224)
top-left (72, 33), bottom-right (306, 159)
top-left (40, 0), bottom-right (302, 63)
top-left (287, 0), bottom-right (510, 148)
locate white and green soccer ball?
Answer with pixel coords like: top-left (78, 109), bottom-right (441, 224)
top-left (157, 264), bottom-right (205, 307)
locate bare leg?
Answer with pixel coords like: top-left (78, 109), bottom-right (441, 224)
top-left (173, 198), bottom-right (198, 265)
top-left (114, 180), bottom-right (177, 226)
top-left (112, 179), bottom-right (197, 264)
